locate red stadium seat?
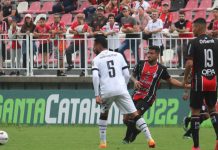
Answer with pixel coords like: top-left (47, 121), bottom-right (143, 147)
top-left (206, 12), bottom-right (214, 23)
top-left (73, 1), bottom-right (90, 13)
top-left (194, 0), bottom-right (212, 11)
top-left (181, 0), bottom-right (198, 11)
top-left (61, 14), bottom-right (72, 26)
top-left (185, 11), bottom-right (193, 21)
top-left (37, 2), bottom-right (53, 14)
top-left (24, 2), bottom-right (41, 14)
top-left (47, 15), bottom-right (54, 25)
top-left (124, 49), bottom-right (135, 64)
top-left (193, 10), bottom-right (206, 21)
top-left (171, 12), bottom-right (179, 23)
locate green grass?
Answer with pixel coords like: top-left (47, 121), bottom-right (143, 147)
top-left (0, 125), bottom-right (216, 150)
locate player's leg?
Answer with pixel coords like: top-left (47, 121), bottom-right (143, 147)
top-left (183, 111), bottom-right (209, 139)
top-left (98, 98), bottom-right (113, 148)
top-left (128, 99), bottom-right (152, 143)
top-left (205, 92), bottom-right (218, 150)
top-left (115, 94), bottom-right (155, 148)
top-left (189, 90), bottom-right (203, 149)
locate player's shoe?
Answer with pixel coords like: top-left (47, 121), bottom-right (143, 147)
top-left (183, 132), bottom-right (192, 139)
top-left (183, 117), bottom-right (190, 131)
top-left (148, 138), bottom-right (155, 148)
top-left (129, 129), bottom-right (141, 143)
top-left (122, 138), bottom-right (130, 144)
top-left (99, 141), bottom-right (107, 148)
top-left (192, 146), bottom-right (200, 150)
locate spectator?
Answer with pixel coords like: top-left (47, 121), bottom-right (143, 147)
top-left (97, 0), bottom-right (110, 5)
top-left (2, 0), bottom-right (21, 25)
top-left (101, 14), bottom-right (120, 51)
top-left (65, 13), bottom-right (91, 76)
top-left (89, 5), bottom-right (107, 37)
top-left (159, 2), bottom-right (173, 29)
top-left (144, 10), bottom-right (164, 64)
top-left (8, 17), bottom-right (21, 75)
top-left (20, 14), bottom-right (36, 69)
top-left (133, 6), bottom-right (151, 32)
top-left (105, 0), bottom-right (119, 16)
top-left (207, 7), bottom-right (218, 38)
top-left (118, 6), bottom-right (140, 63)
top-left (52, 0), bottom-right (77, 14)
top-left (170, 11), bottom-right (193, 68)
top-left (0, 12), bottom-right (7, 76)
top-left (34, 17), bottom-right (51, 69)
top-left (133, 0), bottom-right (150, 13)
top-left (50, 14), bottom-right (67, 76)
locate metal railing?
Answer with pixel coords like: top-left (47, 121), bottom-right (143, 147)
top-left (0, 33), bottom-right (193, 76)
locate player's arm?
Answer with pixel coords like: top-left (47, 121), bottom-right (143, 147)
top-left (92, 60), bottom-right (102, 104)
top-left (167, 77), bottom-right (183, 87)
top-left (131, 61), bottom-right (142, 89)
top-left (184, 41), bottom-right (194, 84)
top-left (120, 54), bottom-right (130, 84)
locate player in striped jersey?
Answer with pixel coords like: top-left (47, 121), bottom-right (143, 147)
top-left (123, 46), bottom-right (188, 143)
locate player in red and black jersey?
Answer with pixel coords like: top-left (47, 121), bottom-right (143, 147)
top-left (123, 46), bottom-right (188, 144)
top-left (183, 18), bottom-right (218, 150)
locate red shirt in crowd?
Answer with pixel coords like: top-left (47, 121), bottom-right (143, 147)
top-left (50, 21), bottom-right (66, 47)
top-left (70, 21), bottom-right (89, 44)
top-left (34, 24), bottom-right (51, 44)
top-left (159, 12), bottom-right (173, 28)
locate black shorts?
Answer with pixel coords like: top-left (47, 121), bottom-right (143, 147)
top-left (38, 43), bottom-right (49, 54)
top-left (133, 97), bottom-right (155, 115)
top-left (190, 90), bottom-right (217, 109)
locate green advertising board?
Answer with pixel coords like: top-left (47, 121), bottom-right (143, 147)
top-left (0, 89), bottom-right (213, 126)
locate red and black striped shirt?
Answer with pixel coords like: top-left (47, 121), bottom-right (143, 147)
top-left (132, 60), bottom-right (171, 103)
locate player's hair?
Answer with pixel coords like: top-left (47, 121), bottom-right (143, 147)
top-left (108, 14), bottom-right (115, 19)
top-left (149, 46), bottom-right (160, 53)
top-left (193, 18), bottom-right (206, 25)
top-left (94, 36), bottom-right (108, 48)
top-left (179, 11), bottom-right (185, 16)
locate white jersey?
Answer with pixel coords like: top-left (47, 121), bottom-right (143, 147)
top-left (92, 50), bottom-right (130, 98)
top-left (145, 19), bottom-right (163, 46)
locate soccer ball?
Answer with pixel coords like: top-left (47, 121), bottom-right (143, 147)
top-left (0, 131), bottom-right (8, 144)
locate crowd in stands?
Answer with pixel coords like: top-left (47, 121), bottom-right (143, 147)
top-left (0, 0), bottom-right (218, 76)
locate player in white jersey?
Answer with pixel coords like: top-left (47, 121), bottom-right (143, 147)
top-left (92, 36), bottom-right (156, 149)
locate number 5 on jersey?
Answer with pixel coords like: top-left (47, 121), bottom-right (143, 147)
top-left (107, 60), bottom-right (116, 78)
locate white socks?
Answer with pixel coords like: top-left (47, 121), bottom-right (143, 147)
top-left (136, 118), bottom-right (152, 141)
top-left (99, 119), bottom-right (107, 143)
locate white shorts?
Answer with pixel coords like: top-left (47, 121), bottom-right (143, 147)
top-left (100, 93), bottom-right (137, 115)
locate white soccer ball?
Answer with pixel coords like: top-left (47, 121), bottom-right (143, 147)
top-left (0, 131), bottom-right (8, 144)
top-left (75, 25), bottom-right (84, 33)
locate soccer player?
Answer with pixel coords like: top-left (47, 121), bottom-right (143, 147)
top-left (183, 18), bottom-right (218, 150)
top-left (123, 46), bottom-right (188, 143)
top-left (92, 36), bottom-right (155, 149)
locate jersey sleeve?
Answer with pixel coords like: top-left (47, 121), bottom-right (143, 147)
top-left (91, 58), bottom-right (99, 71)
top-left (92, 58), bottom-right (100, 96)
top-left (187, 40), bottom-right (194, 59)
top-left (161, 68), bottom-right (171, 80)
top-left (132, 61), bottom-right (140, 77)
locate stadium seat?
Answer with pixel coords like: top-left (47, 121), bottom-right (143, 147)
top-left (17, 1), bottom-right (28, 13)
top-left (185, 11), bottom-right (193, 21)
top-left (37, 1), bottom-right (53, 14)
top-left (207, 0), bottom-right (218, 11)
top-left (194, 0), bottom-right (212, 11)
top-left (171, 12), bottom-right (179, 23)
top-left (34, 14), bottom-right (46, 25)
top-left (206, 12), bottom-right (214, 23)
top-left (73, 1), bottom-right (90, 13)
top-left (24, 1), bottom-right (41, 14)
top-left (47, 15), bottom-right (54, 25)
top-left (193, 10), bottom-right (206, 21)
top-left (181, 0), bottom-right (198, 11)
top-left (17, 17), bottom-right (25, 26)
top-left (124, 49), bottom-right (135, 64)
top-left (61, 14), bottom-right (72, 26)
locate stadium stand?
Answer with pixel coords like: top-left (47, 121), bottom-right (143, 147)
top-left (0, 0), bottom-right (217, 77)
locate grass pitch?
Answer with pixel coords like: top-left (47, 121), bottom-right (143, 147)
top-left (0, 125), bottom-right (215, 150)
